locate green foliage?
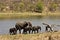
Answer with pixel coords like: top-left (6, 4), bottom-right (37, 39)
top-left (49, 3), bottom-right (58, 12)
top-left (19, 3), bottom-right (24, 8)
top-left (0, 0), bottom-right (59, 13)
top-left (11, 2), bottom-right (25, 12)
top-left (35, 2), bottom-right (43, 13)
top-left (51, 3), bottom-right (57, 9)
top-left (0, 3), bottom-right (6, 12)
top-left (0, 0), bottom-right (44, 13)
top-left (19, 3), bottom-right (25, 12)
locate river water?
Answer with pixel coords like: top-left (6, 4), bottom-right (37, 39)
top-left (0, 17), bottom-right (60, 34)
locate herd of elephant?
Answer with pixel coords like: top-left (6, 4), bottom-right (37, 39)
top-left (9, 21), bottom-right (53, 35)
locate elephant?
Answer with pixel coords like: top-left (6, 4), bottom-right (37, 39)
top-left (23, 26), bottom-right (32, 34)
top-left (15, 21), bottom-right (32, 33)
top-left (28, 22), bottom-right (32, 27)
top-left (31, 26), bottom-right (41, 33)
top-left (45, 25), bottom-right (53, 32)
top-left (42, 23), bottom-right (53, 32)
top-left (9, 27), bottom-right (17, 35)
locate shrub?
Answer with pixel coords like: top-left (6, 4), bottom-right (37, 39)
top-left (18, 3), bottom-right (25, 12)
top-left (34, 2), bottom-right (43, 13)
top-left (51, 3), bottom-right (57, 9)
top-left (49, 3), bottom-right (58, 12)
top-left (0, 3), bottom-right (6, 12)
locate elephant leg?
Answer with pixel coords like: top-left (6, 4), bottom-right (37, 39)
top-left (32, 30), bottom-right (33, 34)
top-left (13, 31), bottom-right (16, 35)
top-left (34, 31), bottom-right (36, 34)
top-left (40, 28), bottom-right (41, 31)
top-left (23, 31), bottom-right (25, 34)
top-left (32, 30), bottom-right (35, 34)
top-left (14, 31), bottom-right (17, 34)
top-left (9, 31), bottom-right (12, 35)
top-left (31, 30), bottom-right (32, 34)
top-left (29, 30), bottom-right (30, 34)
top-left (37, 30), bottom-right (38, 33)
top-left (25, 30), bottom-right (27, 34)
top-left (26, 31), bottom-right (27, 34)
top-left (39, 29), bottom-right (40, 32)
top-left (12, 32), bottom-right (14, 35)
top-left (46, 27), bottom-right (48, 31)
top-left (19, 29), bottom-right (21, 34)
top-left (13, 32), bottom-right (15, 35)
top-left (24, 31), bottom-right (27, 34)
top-left (23, 29), bottom-right (25, 34)
top-left (24, 32), bottom-right (26, 34)
top-left (10, 32), bottom-right (13, 35)
top-left (50, 27), bottom-right (53, 31)
top-left (23, 30), bottom-right (27, 34)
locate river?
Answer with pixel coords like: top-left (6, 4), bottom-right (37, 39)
top-left (0, 17), bottom-right (60, 34)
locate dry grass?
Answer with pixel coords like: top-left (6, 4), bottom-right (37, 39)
top-left (0, 32), bottom-right (60, 40)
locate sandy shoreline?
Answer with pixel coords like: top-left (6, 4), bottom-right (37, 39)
top-left (0, 32), bottom-right (60, 40)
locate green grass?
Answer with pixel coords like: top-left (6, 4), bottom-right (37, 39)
top-left (0, 12), bottom-right (60, 19)
top-left (0, 12), bottom-right (43, 19)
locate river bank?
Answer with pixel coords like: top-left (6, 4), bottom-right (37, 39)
top-left (0, 31), bottom-right (60, 40)
top-left (0, 12), bottom-right (60, 19)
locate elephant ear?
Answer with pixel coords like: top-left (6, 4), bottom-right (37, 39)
top-left (28, 22), bottom-right (32, 27)
top-left (22, 21), bottom-right (28, 27)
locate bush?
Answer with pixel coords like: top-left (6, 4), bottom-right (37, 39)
top-left (49, 3), bottom-right (58, 12)
top-left (0, 3), bottom-right (6, 12)
top-left (11, 2), bottom-right (25, 12)
top-left (34, 2), bottom-right (43, 13)
top-left (51, 3), bottom-right (57, 9)
top-left (18, 3), bottom-right (25, 12)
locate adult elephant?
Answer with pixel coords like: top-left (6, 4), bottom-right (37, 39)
top-left (15, 21), bottom-right (32, 33)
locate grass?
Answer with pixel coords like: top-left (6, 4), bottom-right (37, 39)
top-left (0, 12), bottom-right (60, 19)
top-left (0, 31), bottom-right (60, 40)
top-left (0, 12), bottom-right (43, 19)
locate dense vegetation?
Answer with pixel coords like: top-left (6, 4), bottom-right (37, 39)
top-left (0, 0), bottom-right (60, 13)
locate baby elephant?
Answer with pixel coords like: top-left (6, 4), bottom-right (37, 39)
top-left (9, 27), bottom-right (17, 35)
top-left (23, 26), bottom-right (32, 34)
top-left (32, 26), bottom-right (41, 33)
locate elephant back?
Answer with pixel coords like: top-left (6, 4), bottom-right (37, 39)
top-left (15, 21), bottom-right (28, 29)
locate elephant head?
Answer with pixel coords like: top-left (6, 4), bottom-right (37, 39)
top-left (9, 27), bottom-right (17, 35)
